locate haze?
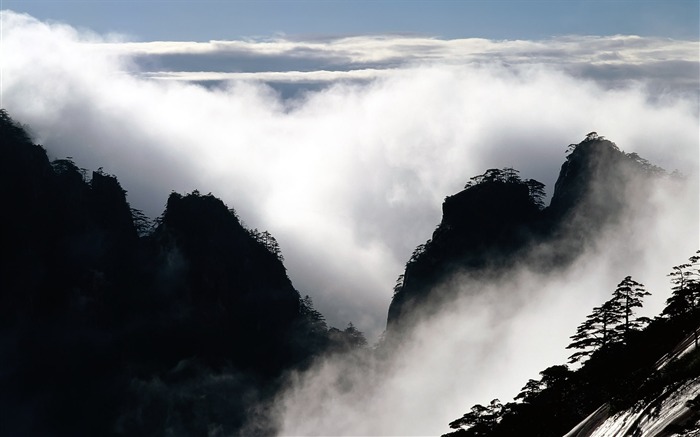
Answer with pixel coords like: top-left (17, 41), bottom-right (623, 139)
top-left (1, 8), bottom-right (698, 435)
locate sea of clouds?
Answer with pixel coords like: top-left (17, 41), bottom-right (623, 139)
top-left (2, 10), bottom-right (698, 434)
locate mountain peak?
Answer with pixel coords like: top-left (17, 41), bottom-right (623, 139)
top-left (387, 134), bottom-right (667, 334)
top-left (549, 134), bottom-right (623, 213)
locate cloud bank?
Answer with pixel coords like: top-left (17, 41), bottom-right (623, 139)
top-left (271, 170), bottom-right (699, 436)
top-left (113, 33), bottom-right (699, 100)
top-left (1, 9), bottom-right (698, 354)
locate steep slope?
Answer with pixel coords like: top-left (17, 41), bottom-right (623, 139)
top-left (387, 133), bottom-right (664, 335)
top-left (135, 191), bottom-right (302, 373)
top-left (0, 110), bottom-right (143, 435)
top-left (0, 109), bottom-right (360, 436)
top-left (564, 329), bottom-right (700, 437)
top-left (0, 111), bottom-right (140, 324)
top-left (387, 175), bottom-right (542, 330)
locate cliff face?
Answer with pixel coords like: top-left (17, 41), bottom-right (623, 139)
top-left (549, 138), bottom-right (627, 214)
top-left (0, 112), bottom-right (140, 323)
top-left (547, 136), bottom-right (655, 227)
top-left (388, 179), bottom-right (541, 329)
top-left (0, 110), bottom-right (327, 436)
top-left (140, 192), bottom-right (302, 372)
top-left (387, 134), bottom-right (663, 333)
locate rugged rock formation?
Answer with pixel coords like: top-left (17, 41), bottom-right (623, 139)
top-left (0, 109), bottom-right (363, 436)
top-left (387, 133), bottom-right (666, 335)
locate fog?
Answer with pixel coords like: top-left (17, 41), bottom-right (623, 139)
top-left (2, 10), bottom-right (699, 434)
top-left (270, 172), bottom-right (698, 435)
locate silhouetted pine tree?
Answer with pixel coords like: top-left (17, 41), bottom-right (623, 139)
top-left (525, 179), bottom-right (546, 209)
top-left (611, 276), bottom-right (651, 340)
top-left (663, 251), bottom-right (700, 318)
top-left (567, 298), bottom-right (624, 363)
top-left (567, 276), bottom-right (651, 363)
top-left (447, 399), bottom-right (503, 436)
top-left (663, 250), bottom-right (700, 346)
top-left (300, 294), bottom-right (328, 334)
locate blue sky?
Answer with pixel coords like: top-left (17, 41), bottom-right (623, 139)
top-left (4, 0), bottom-right (699, 41)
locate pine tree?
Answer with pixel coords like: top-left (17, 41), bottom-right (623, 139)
top-left (567, 276), bottom-right (651, 363)
top-left (611, 276), bottom-right (651, 340)
top-left (663, 251), bottom-right (700, 318)
top-left (448, 399), bottom-right (503, 435)
top-left (525, 179), bottom-right (546, 209)
top-left (663, 251), bottom-right (700, 346)
top-left (502, 167), bottom-right (521, 184)
top-left (514, 379), bottom-right (544, 403)
top-left (300, 295), bottom-right (328, 335)
top-left (343, 322), bottom-right (368, 348)
top-left (566, 298), bottom-right (624, 363)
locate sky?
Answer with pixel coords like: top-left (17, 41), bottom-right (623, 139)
top-left (1, 2), bottom-right (699, 435)
top-left (3, 0), bottom-right (699, 41)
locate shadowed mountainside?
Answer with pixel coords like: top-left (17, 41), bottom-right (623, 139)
top-left (1, 109), bottom-right (692, 436)
top-left (0, 109), bottom-right (365, 436)
top-left (387, 133), bottom-right (667, 336)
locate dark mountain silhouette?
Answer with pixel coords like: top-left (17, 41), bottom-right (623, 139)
top-left (402, 133), bottom-right (698, 436)
top-left (1, 108), bottom-right (693, 436)
top-left (387, 170), bottom-right (542, 331)
top-left (137, 191), bottom-right (302, 373)
top-left (0, 109), bottom-right (366, 436)
top-left (387, 132), bottom-right (667, 336)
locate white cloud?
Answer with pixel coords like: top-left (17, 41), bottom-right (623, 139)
top-left (97, 34), bottom-right (699, 66)
top-left (1, 11), bottom-right (699, 434)
top-left (273, 174), bottom-right (698, 436)
top-left (70, 28), bottom-right (699, 97)
top-left (142, 69), bottom-right (391, 83)
top-left (2, 10), bottom-right (698, 340)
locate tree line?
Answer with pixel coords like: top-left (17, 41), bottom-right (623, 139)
top-left (444, 249), bottom-right (700, 437)
top-left (0, 109), bottom-right (369, 436)
top-left (464, 167), bottom-right (546, 209)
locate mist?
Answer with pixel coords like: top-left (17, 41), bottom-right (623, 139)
top-left (2, 11), bottom-right (699, 434)
top-left (271, 172), bottom-right (698, 436)
top-left (3, 11), bottom-right (698, 341)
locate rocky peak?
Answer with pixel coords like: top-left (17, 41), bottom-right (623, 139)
top-left (387, 134), bottom-right (667, 334)
top-left (549, 134), bottom-right (627, 217)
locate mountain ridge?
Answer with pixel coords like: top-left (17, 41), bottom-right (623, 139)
top-left (1, 108), bottom-right (694, 436)
top-left (387, 133), bottom-right (666, 337)
top-left (0, 109), bottom-right (366, 436)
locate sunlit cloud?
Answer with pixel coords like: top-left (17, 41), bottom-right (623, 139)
top-left (143, 69), bottom-right (391, 83)
top-left (92, 33), bottom-right (699, 99)
top-left (100, 34), bottom-right (698, 65)
top-left (273, 173), bottom-right (698, 436)
top-left (2, 11), bottom-right (699, 434)
top-left (2, 10), bottom-right (698, 340)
